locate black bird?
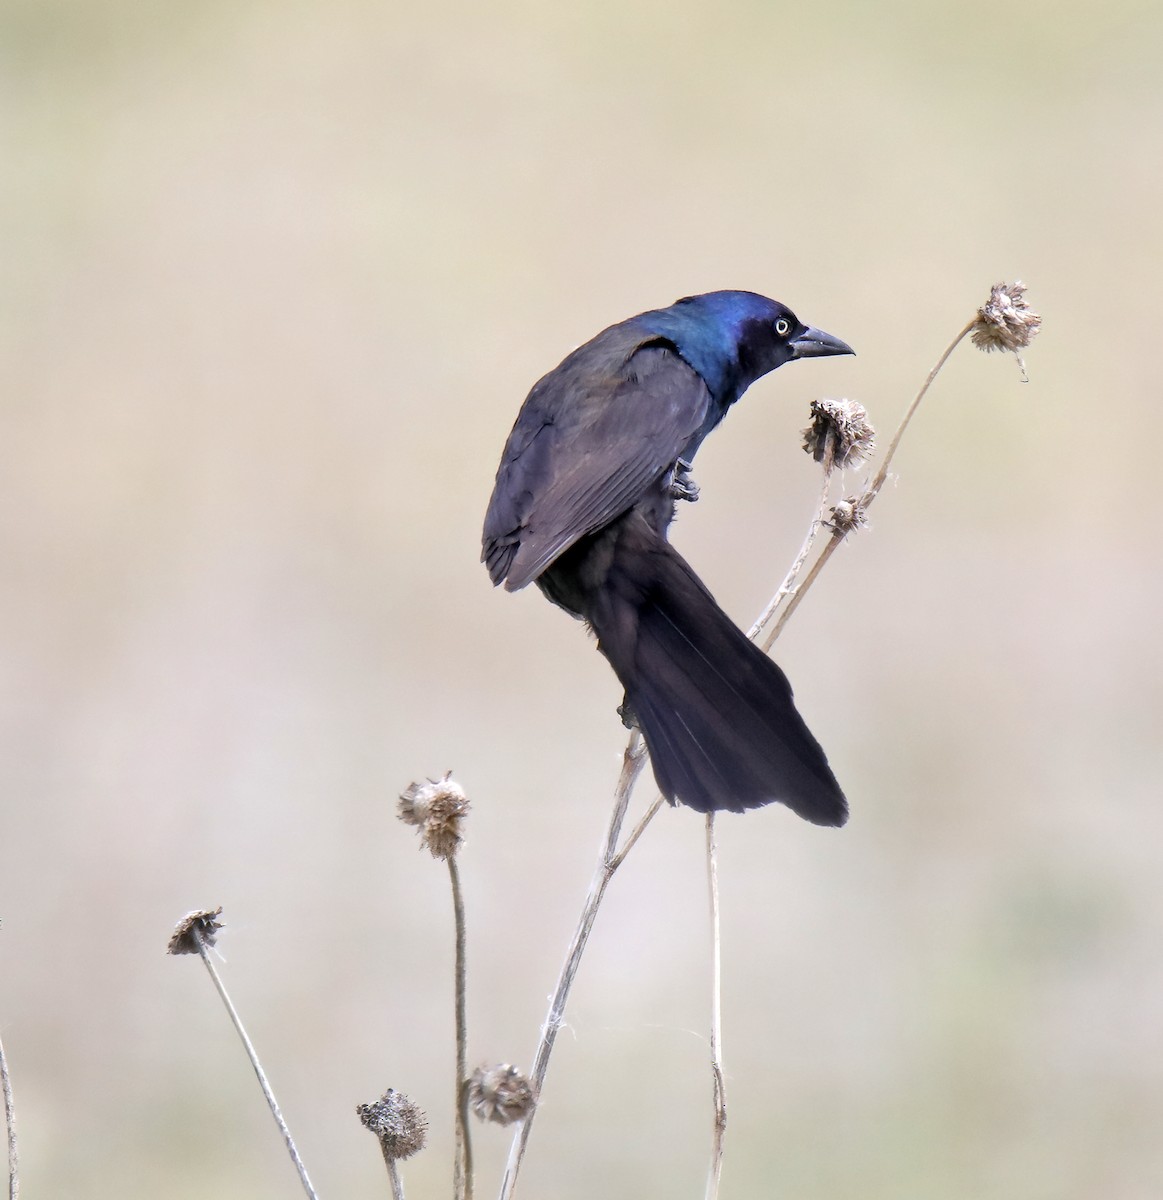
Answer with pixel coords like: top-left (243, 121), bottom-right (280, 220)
top-left (483, 291), bottom-right (853, 825)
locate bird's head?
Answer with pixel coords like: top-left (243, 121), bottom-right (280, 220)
top-left (653, 290), bottom-right (854, 402)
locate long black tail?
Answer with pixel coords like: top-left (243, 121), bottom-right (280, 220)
top-left (582, 523), bottom-right (848, 825)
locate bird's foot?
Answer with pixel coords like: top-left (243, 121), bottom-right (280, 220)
top-left (668, 458), bottom-right (700, 503)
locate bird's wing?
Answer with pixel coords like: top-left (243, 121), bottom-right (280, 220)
top-left (483, 338), bottom-right (712, 590)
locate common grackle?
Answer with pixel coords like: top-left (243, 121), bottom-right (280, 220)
top-left (483, 291), bottom-right (853, 825)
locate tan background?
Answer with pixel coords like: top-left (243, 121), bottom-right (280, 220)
top-left (2, 1), bottom-right (1161, 1196)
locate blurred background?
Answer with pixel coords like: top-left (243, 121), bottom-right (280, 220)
top-left (2, 0), bottom-right (1161, 1196)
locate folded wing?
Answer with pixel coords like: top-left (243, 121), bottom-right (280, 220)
top-left (483, 332), bottom-right (712, 591)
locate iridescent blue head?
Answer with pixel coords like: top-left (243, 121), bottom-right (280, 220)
top-left (638, 289), bottom-right (854, 406)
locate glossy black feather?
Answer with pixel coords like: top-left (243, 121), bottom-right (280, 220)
top-left (483, 291), bottom-right (853, 822)
top-left (484, 334), bottom-right (711, 590)
top-left (583, 514), bottom-right (846, 822)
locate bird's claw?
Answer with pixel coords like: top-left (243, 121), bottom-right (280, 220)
top-left (668, 458), bottom-right (700, 503)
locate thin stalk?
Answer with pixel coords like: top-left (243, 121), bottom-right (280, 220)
top-left (192, 929), bottom-right (319, 1200)
top-left (449, 858), bottom-right (473, 1200)
top-left (0, 1029), bottom-right (17, 1200)
top-left (498, 733), bottom-right (648, 1200)
top-left (608, 794), bottom-right (665, 872)
top-left (761, 527), bottom-right (844, 652)
top-left (602, 730), bottom-right (648, 862)
top-left (498, 429), bottom-right (837, 1199)
top-left (385, 1158), bottom-right (405, 1200)
top-left (500, 306), bottom-right (988, 1200)
top-left (760, 318), bottom-right (976, 652)
top-left (865, 319), bottom-right (976, 506)
top-left (705, 814), bottom-right (726, 1200)
top-left (749, 432), bottom-right (835, 642)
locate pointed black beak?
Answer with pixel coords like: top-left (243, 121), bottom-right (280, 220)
top-left (789, 325), bottom-right (855, 360)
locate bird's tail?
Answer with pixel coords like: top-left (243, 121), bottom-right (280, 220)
top-left (586, 524), bottom-right (848, 825)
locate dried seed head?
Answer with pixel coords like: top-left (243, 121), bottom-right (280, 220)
top-left (167, 907), bottom-right (224, 955)
top-left (972, 281), bottom-right (1042, 356)
top-left (357, 1089), bottom-right (428, 1162)
top-left (828, 497), bottom-right (870, 534)
top-left (802, 399), bottom-right (876, 472)
top-left (398, 772), bottom-right (470, 860)
top-left (468, 1064), bottom-right (536, 1126)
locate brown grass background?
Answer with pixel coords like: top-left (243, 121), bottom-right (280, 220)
top-left (2, 0), bottom-right (1161, 1196)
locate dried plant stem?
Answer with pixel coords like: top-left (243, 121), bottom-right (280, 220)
top-left (500, 437), bottom-right (845, 1199)
top-left (867, 318), bottom-right (976, 505)
top-left (0, 1029), bottom-right (17, 1200)
top-left (498, 733), bottom-right (650, 1200)
top-left (759, 318), bottom-right (976, 653)
top-left (749, 433), bottom-right (835, 642)
top-left (608, 794), bottom-right (665, 871)
top-left (501, 304), bottom-right (1001, 1200)
top-left (705, 814), bottom-right (726, 1200)
top-left (385, 1158), bottom-right (406, 1200)
top-left (191, 929), bottom-right (319, 1200)
top-left (760, 526), bottom-right (843, 652)
top-left (449, 858), bottom-right (473, 1200)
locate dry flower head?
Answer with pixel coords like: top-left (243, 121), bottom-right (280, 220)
top-left (802, 398), bottom-right (876, 471)
top-left (398, 772), bottom-right (470, 860)
top-left (167, 907), bottom-right (224, 955)
top-left (468, 1063), bottom-right (536, 1126)
top-left (972, 281), bottom-right (1042, 358)
top-left (357, 1088), bottom-right (428, 1162)
top-left (828, 497), bottom-right (870, 534)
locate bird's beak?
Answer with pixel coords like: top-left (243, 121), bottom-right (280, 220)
top-left (789, 325), bottom-right (855, 360)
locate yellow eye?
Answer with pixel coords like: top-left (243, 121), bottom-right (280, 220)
top-left (775, 317), bottom-right (791, 336)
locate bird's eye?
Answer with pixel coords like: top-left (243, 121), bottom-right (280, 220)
top-left (775, 317), bottom-right (792, 337)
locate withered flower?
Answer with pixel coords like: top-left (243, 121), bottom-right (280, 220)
top-left (167, 907), bottom-right (224, 955)
top-left (828, 497), bottom-right (870, 534)
top-left (398, 773), bottom-right (469, 860)
top-left (971, 281), bottom-right (1042, 356)
top-left (357, 1088), bottom-right (428, 1162)
top-left (468, 1063), bottom-right (535, 1126)
top-left (802, 398), bottom-right (876, 472)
